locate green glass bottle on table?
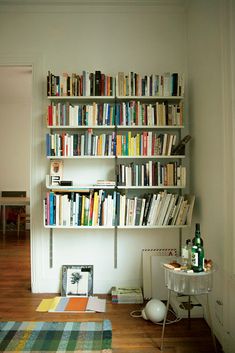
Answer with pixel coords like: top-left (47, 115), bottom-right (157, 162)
top-left (191, 223), bottom-right (205, 272)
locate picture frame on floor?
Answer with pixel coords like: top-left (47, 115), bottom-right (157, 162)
top-left (61, 264), bottom-right (93, 297)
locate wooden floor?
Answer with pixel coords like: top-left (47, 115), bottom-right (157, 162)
top-left (0, 230), bottom-right (222, 353)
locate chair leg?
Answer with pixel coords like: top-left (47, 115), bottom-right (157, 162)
top-left (17, 214), bottom-right (20, 238)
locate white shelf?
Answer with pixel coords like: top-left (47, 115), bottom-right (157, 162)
top-left (48, 125), bottom-right (115, 129)
top-left (117, 225), bottom-right (189, 229)
top-left (116, 95), bottom-right (184, 100)
top-left (47, 125), bottom-right (184, 129)
top-left (44, 225), bottom-right (115, 229)
top-left (47, 96), bottom-right (115, 100)
top-left (47, 155), bottom-right (184, 159)
top-left (117, 185), bottom-right (185, 189)
top-left (116, 155), bottom-right (185, 159)
top-left (47, 156), bottom-right (115, 159)
top-left (116, 125), bottom-right (184, 129)
top-left (44, 225), bottom-right (189, 229)
top-left (46, 185), bottom-right (115, 191)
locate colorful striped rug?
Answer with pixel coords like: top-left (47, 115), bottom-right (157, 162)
top-left (0, 320), bottom-right (112, 352)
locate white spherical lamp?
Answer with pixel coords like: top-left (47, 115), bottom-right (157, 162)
top-left (142, 299), bottom-right (166, 323)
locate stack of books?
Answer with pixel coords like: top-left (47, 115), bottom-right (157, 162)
top-left (111, 287), bottom-right (143, 304)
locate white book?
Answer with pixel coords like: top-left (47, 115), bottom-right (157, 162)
top-left (167, 134), bottom-right (174, 156)
top-left (148, 160), bottom-right (153, 186)
top-left (163, 72), bottom-right (171, 97)
top-left (125, 198), bottom-right (130, 225)
top-left (146, 194), bottom-right (157, 226)
top-left (155, 191), bottom-right (168, 225)
top-left (163, 194), bottom-right (176, 225)
top-left (176, 200), bottom-right (188, 225)
top-left (148, 131), bottom-right (152, 156)
top-left (150, 193), bottom-right (162, 225)
top-left (162, 133), bottom-right (168, 155)
top-left (121, 164), bottom-right (125, 185)
top-left (181, 166), bottom-right (186, 187)
top-left (70, 135), bottom-right (74, 156)
top-left (172, 196), bottom-right (184, 225)
top-left (120, 194), bottom-right (126, 226)
top-left (128, 199), bottom-right (135, 226)
top-left (159, 193), bottom-right (173, 226)
top-left (81, 135), bottom-right (85, 156)
top-left (132, 197), bottom-right (138, 226)
top-left (181, 204), bottom-right (190, 225)
top-left (141, 165), bottom-right (145, 186)
top-left (69, 104), bottom-right (73, 126)
top-left (75, 193), bottom-right (79, 226)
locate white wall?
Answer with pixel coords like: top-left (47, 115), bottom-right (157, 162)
top-left (1, 0), bottom-right (235, 351)
top-left (0, 66), bottom-right (31, 195)
top-left (0, 1), bottom-right (190, 296)
top-left (187, 0), bottom-right (235, 351)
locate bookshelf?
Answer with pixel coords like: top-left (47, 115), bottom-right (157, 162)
top-left (45, 71), bottom-right (194, 267)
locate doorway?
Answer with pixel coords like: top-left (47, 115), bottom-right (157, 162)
top-left (0, 65), bottom-right (32, 284)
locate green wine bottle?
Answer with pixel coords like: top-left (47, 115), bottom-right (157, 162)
top-left (191, 223), bottom-right (205, 272)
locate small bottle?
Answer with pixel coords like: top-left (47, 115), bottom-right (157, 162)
top-left (181, 239), bottom-right (191, 268)
top-left (191, 223), bottom-right (205, 272)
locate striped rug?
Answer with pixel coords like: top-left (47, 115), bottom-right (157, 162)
top-left (0, 320), bottom-right (112, 352)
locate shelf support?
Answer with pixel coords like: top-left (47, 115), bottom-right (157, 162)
top-left (49, 228), bottom-right (53, 268)
top-left (114, 226), bottom-right (118, 268)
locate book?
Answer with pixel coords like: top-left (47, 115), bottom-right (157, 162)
top-left (172, 134), bottom-right (191, 155)
top-left (111, 287), bottom-right (143, 304)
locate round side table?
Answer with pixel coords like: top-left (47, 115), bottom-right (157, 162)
top-left (160, 267), bottom-right (217, 352)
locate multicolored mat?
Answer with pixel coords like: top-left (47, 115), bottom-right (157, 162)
top-left (0, 320), bottom-right (112, 352)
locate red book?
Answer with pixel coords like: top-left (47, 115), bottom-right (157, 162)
top-left (48, 105), bottom-right (53, 126)
top-left (61, 132), bottom-right (65, 156)
top-left (143, 131), bottom-right (148, 156)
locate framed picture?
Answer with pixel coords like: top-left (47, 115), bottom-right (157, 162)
top-left (50, 160), bottom-right (64, 185)
top-left (61, 265), bottom-right (93, 297)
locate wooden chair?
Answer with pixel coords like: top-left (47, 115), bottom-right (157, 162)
top-left (1, 191), bottom-right (30, 237)
top-left (17, 211), bottom-right (30, 236)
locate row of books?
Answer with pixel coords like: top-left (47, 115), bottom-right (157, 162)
top-left (116, 72), bottom-right (184, 97)
top-left (47, 71), bottom-right (184, 97)
top-left (116, 101), bottom-right (183, 126)
top-left (46, 131), bottom-right (116, 157)
top-left (117, 192), bottom-right (194, 226)
top-left (47, 102), bottom-right (115, 127)
top-left (44, 190), bottom-right (116, 227)
top-left (47, 101), bottom-right (183, 127)
top-left (44, 190), bottom-right (194, 227)
top-left (116, 162), bottom-right (186, 187)
top-left (46, 131), bottom-right (178, 157)
top-left (116, 132), bottom-right (177, 156)
top-left (47, 70), bottom-right (115, 97)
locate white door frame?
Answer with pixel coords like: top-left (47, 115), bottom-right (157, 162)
top-left (0, 55), bottom-right (44, 292)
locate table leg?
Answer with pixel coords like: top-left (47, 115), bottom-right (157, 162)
top-left (188, 295), bottom-right (191, 329)
top-left (160, 289), bottom-right (171, 351)
top-left (3, 205), bottom-right (6, 235)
